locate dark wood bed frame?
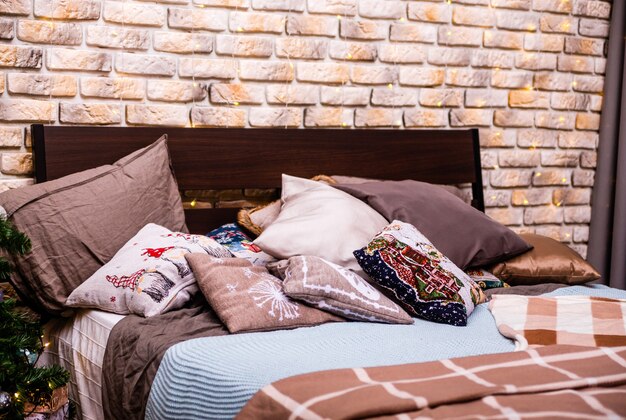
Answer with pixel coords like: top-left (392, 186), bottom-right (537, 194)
top-left (31, 125), bottom-right (484, 233)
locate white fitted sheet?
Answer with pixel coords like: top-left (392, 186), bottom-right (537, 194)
top-left (40, 310), bottom-right (125, 420)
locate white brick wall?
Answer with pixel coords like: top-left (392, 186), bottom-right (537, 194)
top-left (0, 0), bottom-right (612, 257)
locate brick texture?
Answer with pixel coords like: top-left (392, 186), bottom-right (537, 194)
top-left (0, 0), bottom-right (610, 257)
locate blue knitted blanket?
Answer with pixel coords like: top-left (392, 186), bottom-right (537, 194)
top-left (145, 285), bottom-right (626, 419)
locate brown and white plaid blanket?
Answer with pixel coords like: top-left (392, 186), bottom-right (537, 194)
top-left (489, 295), bottom-right (626, 350)
top-left (238, 345), bottom-right (626, 419)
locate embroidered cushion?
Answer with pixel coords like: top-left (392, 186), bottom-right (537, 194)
top-left (186, 253), bottom-right (342, 333)
top-left (354, 221), bottom-right (485, 326)
top-left (281, 256), bottom-right (413, 324)
top-left (465, 268), bottom-right (509, 290)
top-left (254, 174), bottom-right (388, 272)
top-left (66, 224), bottom-right (231, 317)
top-left (207, 223), bottom-right (276, 266)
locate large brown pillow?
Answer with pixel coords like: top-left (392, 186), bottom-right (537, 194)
top-left (489, 233), bottom-right (601, 286)
top-left (186, 253), bottom-right (342, 333)
top-left (280, 256), bottom-right (413, 324)
top-left (335, 180), bottom-right (532, 270)
top-left (0, 136), bottom-right (186, 315)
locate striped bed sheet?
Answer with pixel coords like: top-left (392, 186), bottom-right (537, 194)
top-left (40, 309), bottom-right (125, 420)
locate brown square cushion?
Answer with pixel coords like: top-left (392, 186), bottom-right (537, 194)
top-left (0, 136), bottom-right (187, 315)
top-left (335, 180), bottom-right (532, 270)
top-left (489, 233), bottom-right (601, 286)
top-left (186, 253), bottom-right (342, 333)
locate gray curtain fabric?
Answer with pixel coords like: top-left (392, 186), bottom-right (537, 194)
top-left (588, 1), bottom-right (626, 290)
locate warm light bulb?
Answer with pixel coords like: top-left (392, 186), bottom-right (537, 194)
top-left (387, 83), bottom-right (393, 89)
top-left (336, 15), bottom-right (342, 20)
top-left (535, 172), bottom-right (542, 177)
top-left (399, 17), bottom-right (405, 22)
top-left (346, 53), bottom-right (353, 59)
top-left (233, 101), bottom-right (240, 106)
top-left (561, 177), bottom-right (567, 183)
top-left (523, 199), bottom-right (529, 205)
top-left (190, 198), bottom-right (197, 207)
top-left (237, 27), bottom-right (243, 32)
top-left (342, 122), bottom-right (348, 127)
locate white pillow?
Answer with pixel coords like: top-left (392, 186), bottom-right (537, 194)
top-left (65, 223), bottom-right (231, 317)
top-left (254, 174), bottom-right (388, 272)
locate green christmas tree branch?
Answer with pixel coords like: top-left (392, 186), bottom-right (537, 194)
top-left (0, 217), bottom-right (69, 419)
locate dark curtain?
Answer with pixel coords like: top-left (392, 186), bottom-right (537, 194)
top-left (588, 1), bottom-right (626, 290)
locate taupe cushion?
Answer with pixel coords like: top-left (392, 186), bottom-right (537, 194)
top-left (281, 256), bottom-right (413, 324)
top-left (336, 180), bottom-right (532, 270)
top-left (489, 233), bottom-right (601, 286)
top-left (186, 253), bottom-right (342, 333)
top-left (0, 136), bottom-right (186, 315)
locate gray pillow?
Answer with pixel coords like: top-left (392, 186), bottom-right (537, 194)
top-left (0, 136), bottom-right (187, 315)
top-left (335, 180), bottom-right (531, 270)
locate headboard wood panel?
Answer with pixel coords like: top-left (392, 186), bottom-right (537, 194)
top-left (31, 125), bottom-right (484, 233)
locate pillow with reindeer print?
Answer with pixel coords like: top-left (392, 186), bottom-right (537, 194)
top-left (66, 223), bottom-right (231, 317)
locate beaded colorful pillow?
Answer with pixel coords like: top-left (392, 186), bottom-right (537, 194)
top-left (207, 223), bottom-right (276, 266)
top-left (354, 220), bottom-right (485, 326)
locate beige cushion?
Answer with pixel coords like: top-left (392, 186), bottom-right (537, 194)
top-left (186, 253), bottom-right (342, 333)
top-left (66, 224), bottom-right (231, 317)
top-left (0, 136), bottom-right (187, 315)
top-left (254, 174), bottom-right (388, 272)
top-left (282, 256), bottom-right (413, 324)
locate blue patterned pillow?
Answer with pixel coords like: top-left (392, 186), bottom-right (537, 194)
top-left (207, 223), bottom-right (276, 266)
top-left (354, 221), bottom-right (485, 326)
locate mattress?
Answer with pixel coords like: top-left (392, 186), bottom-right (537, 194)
top-left (145, 285), bottom-right (626, 420)
top-left (40, 310), bottom-right (125, 420)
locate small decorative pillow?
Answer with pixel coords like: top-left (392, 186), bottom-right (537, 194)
top-left (207, 223), bottom-right (276, 266)
top-left (186, 253), bottom-right (342, 333)
top-left (354, 221), bottom-right (485, 326)
top-left (465, 268), bottom-right (509, 290)
top-left (66, 224), bottom-right (231, 317)
top-left (281, 256), bottom-right (413, 324)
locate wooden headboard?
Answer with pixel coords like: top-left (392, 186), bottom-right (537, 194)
top-left (31, 125), bottom-right (484, 233)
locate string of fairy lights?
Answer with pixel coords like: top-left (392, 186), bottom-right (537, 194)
top-left (101, 0), bottom-right (574, 218)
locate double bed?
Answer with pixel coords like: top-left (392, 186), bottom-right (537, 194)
top-left (7, 125), bottom-right (625, 419)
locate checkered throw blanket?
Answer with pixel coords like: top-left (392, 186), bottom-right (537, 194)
top-left (488, 295), bottom-right (626, 350)
top-left (238, 345), bottom-right (626, 419)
